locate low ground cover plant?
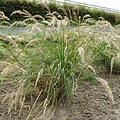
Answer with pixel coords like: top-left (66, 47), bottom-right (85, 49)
top-left (0, 2), bottom-right (120, 119)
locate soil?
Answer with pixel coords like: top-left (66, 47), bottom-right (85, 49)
top-left (0, 69), bottom-right (120, 120)
top-left (53, 74), bottom-right (120, 120)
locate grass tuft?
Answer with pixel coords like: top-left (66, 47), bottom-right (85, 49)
top-left (0, 6), bottom-right (120, 119)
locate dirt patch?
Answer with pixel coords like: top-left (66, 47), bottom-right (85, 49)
top-left (0, 74), bottom-right (120, 120)
top-left (53, 74), bottom-right (120, 120)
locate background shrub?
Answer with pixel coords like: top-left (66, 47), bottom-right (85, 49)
top-left (0, 0), bottom-right (119, 25)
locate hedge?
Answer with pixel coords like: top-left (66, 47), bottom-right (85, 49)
top-left (0, 0), bottom-right (119, 25)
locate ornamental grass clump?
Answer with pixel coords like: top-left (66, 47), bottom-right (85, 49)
top-left (0, 8), bottom-right (82, 119)
top-left (0, 5), bottom-right (120, 119)
top-left (0, 28), bottom-right (82, 120)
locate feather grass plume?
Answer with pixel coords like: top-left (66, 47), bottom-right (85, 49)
top-left (38, 2), bottom-right (50, 13)
top-left (95, 77), bottom-right (114, 104)
top-left (0, 61), bottom-right (28, 75)
top-left (0, 11), bottom-right (9, 20)
top-left (25, 38), bottom-right (40, 48)
top-left (0, 33), bottom-right (17, 47)
top-left (11, 10), bottom-right (44, 24)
